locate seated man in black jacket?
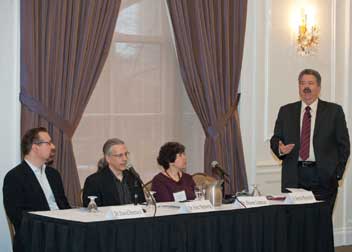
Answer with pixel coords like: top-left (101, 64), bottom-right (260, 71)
top-left (83, 138), bottom-right (145, 207)
top-left (3, 127), bottom-right (70, 251)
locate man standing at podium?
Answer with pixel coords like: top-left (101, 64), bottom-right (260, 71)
top-left (270, 69), bottom-right (350, 213)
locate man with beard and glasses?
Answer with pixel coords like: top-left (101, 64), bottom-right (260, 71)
top-left (270, 69), bottom-right (350, 214)
top-left (3, 127), bottom-right (70, 252)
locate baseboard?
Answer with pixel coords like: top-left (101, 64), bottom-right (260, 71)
top-left (334, 226), bottom-right (352, 246)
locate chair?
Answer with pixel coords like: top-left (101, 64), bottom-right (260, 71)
top-left (80, 188), bottom-right (84, 207)
top-left (6, 214), bottom-right (15, 246)
top-left (143, 180), bottom-right (152, 193)
top-left (192, 173), bottom-right (216, 187)
top-left (143, 180), bottom-right (155, 204)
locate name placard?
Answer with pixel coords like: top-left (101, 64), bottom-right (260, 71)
top-left (234, 196), bottom-right (270, 208)
top-left (179, 200), bottom-right (214, 213)
top-left (105, 205), bottom-right (146, 220)
top-left (173, 190), bottom-right (187, 202)
top-left (285, 191), bottom-right (316, 204)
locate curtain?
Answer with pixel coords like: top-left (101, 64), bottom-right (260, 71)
top-left (167, 0), bottom-right (248, 193)
top-left (20, 0), bottom-right (121, 206)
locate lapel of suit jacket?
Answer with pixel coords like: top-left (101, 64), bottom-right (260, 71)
top-left (313, 99), bottom-right (326, 142)
top-left (45, 167), bottom-right (60, 203)
top-left (22, 161), bottom-right (50, 209)
top-left (293, 101), bottom-right (302, 147)
top-left (103, 167), bottom-right (121, 204)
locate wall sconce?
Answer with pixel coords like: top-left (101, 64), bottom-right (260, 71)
top-left (296, 8), bottom-right (319, 56)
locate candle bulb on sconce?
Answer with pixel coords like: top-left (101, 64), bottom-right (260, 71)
top-left (296, 8), bottom-right (319, 56)
top-left (299, 11), bottom-right (307, 34)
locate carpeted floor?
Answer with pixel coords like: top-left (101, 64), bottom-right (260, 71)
top-left (335, 245), bottom-right (352, 252)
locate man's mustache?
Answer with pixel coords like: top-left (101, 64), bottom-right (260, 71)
top-left (303, 87), bottom-right (311, 93)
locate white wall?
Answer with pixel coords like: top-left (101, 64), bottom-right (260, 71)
top-left (1, 0), bottom-right (352, 249)
top-left (241, 0), bottom-right (352, 246)
top-left (0, 0), bottom-right (20, 251)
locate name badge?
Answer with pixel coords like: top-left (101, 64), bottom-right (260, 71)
top-left (173, 190), bottom-right (187, 202)
top-left (285, 191), bottom-right (316, 204)
top-left (105, 205), bottom-right (146, 220)
top-left (179, 200), bottom-right (214, 213)
top-left (234, 196), bottom-right (269, 208)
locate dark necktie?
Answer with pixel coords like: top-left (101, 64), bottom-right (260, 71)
top-left (299, 106), bottom-right (311, 160)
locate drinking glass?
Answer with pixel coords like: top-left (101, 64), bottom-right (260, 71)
top-left (251, 184), bottom-right (262, 196)
top-left (194, 185), bottom-right (204, 200)
top-left (87, 196), bottom-right (98, 212)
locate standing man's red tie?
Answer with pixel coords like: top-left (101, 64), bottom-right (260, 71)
top-left (299, 106), bottom-right (311, 160)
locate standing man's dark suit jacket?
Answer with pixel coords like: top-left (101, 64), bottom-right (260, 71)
top-left (3, 161), bottom-right (70, 233)
top-left (270, 99), bottom-right (350, 193)
top-left (82, 166), bottom-right (146, 207)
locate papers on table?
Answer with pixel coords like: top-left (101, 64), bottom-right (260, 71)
top-left (234, 196), bottom-right (269, 208)
top-left (106, 205), bottom-right (146, 220)
top-left (285, 188), bottom-right (316, 204)
top-left (30, 189), bottom-right (318, 223)
top-left (179, 200), bottom-right (214, 213)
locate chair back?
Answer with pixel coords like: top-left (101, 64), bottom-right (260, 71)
top-left (192, 173), bottom-right (216, 187)
top-left (6, 214), bottom-right (15, 246)
top-left (143, 180), bottom-right (152, 192)
top-left (80, 188), bottom-right (84, 207)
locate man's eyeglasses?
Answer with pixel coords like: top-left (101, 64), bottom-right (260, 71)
top-left (110, 152), bottom-right (130, 158)
top-left (34, 141), bottom-right (53, 146)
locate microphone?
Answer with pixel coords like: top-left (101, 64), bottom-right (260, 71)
top-left (211, 161), bottom-right (229, 177)
top-left (126, 162), bottom-right (141, 180)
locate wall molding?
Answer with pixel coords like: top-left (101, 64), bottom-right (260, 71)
top-left (342, 0), bottom-right (351, 244)
top-left (256, 168), bottom-right (280, 175)
top-left (263, 0), bottom-right (272, 141)
top-left (334, 226), bottom-right (352, 246)
top-left (240, 0), bottom-right (259, 184)
top-left (256, 159), bottom-right (281, 167)
top-left (256, 160), bottom-right (281, 175)
top-left (343, 0), bottom-right (350, 115)
top-left (249, 0), bottom-right (259, 184)
top-left (330, 0), bottom-right (337, 102)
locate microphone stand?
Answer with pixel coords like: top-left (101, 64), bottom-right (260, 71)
top-left (218, 171), bottom-right (235, 204)
top-left (129, 167), bottom-right (157, 217)
top-left (133, 180), bottom-right (139, 205)
top-left (220, 172), bottom-right (225, 198)
top-left (212, 167), bottom-right (227, 198)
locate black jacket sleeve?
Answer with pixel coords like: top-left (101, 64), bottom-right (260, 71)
top-left (270, 107), bottom-right (286, 160)
top-left (3, 171), bottom-right (25, 231)
top-left (82, 175), bottom-right (102, 207)
top-left (334, 105), bottom-right (350, 179)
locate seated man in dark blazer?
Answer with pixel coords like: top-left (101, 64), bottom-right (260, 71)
top-left (3, 127), bottom-right (70, 251)
top-left (83, 138), bottom-right (145, 207)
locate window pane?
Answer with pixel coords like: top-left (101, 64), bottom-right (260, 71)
top-left (116, 0), bottom-right (161, 36)
top-left (111, 43), bottom-right (161, 113)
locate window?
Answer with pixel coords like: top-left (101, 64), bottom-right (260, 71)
top-left (73, 0), bottom-right (204, 187)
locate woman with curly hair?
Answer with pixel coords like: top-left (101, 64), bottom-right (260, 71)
top-left (152, 142), bottom-right (196, 202)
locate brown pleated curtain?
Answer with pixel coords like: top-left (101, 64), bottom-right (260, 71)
top-left (20, 0), bottom-right (121, 206)
top-left (167, 0), bottom-right (248, 193)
